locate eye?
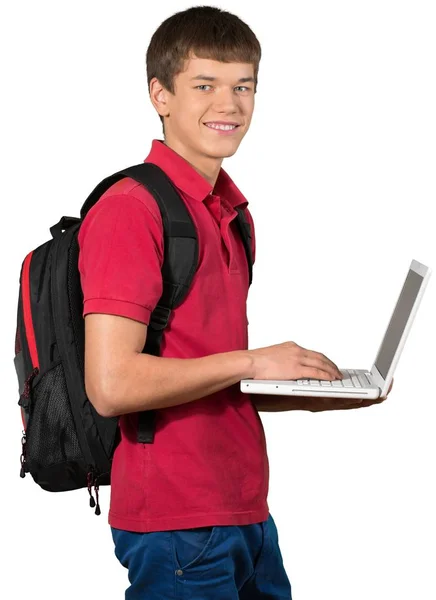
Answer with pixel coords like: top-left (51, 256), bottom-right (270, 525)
top-left (195, 85), bottom-right (252, 92)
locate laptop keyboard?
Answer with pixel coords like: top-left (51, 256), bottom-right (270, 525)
top-left (297, 369), bottom-right (372, 388)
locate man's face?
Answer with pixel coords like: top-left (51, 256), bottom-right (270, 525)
top-left (162, 54), bottom-right (256, 161)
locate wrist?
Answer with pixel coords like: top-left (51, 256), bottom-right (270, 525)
top-left (241, 350), bottom-right (256, 379)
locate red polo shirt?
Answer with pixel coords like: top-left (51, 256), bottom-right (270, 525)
top-left (78, 139), bottom-right (269, 532)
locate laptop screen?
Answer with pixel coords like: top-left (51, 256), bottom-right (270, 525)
top-left (375, 268), bottom-right (425, 380)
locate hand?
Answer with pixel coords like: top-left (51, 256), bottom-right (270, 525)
top-left (309, 378), bottom-right (395, 412)
top-left (249, 341), bottom-right (342, 382)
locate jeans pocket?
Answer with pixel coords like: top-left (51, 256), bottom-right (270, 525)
top-left (170, 526), bottom-right (218, 572)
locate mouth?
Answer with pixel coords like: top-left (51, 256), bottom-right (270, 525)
top-left (203, 122), bottom-right (241, 135)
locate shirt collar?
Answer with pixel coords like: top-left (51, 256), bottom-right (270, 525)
top-left (144, 139), bottom-right (248, 209)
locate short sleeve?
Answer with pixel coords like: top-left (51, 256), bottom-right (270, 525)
top-left (78, 194), bottom-right (164, 325)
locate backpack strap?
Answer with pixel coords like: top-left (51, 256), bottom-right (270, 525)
top-left (81, 163), bottom-right (198, 444)
top-left (125, 165), bottom-right (199, 444)
top-left (79, 163), bottom-right (253, 444)
top-left (234, 207), bottom-right (253, 286)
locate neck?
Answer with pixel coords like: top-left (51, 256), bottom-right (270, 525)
top-left (163, 136), bottom-right (222, 188)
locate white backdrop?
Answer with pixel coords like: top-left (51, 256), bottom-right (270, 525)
top-left (1, 1), bottom-right (435, 599)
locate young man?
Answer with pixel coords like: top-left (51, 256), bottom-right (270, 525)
top-left (78, 6), bottom-right (392, 599)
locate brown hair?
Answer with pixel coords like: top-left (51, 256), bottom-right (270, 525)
top-left (146, 6), bottom-right (262, 133)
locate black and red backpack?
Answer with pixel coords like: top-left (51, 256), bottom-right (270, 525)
top-left (13, 162), bottom-right (253, 515)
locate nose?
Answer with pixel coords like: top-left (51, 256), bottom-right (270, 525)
top-left (212, 87), bottom-right (240, 114)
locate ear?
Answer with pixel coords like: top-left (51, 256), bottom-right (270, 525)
top-left (149, 77), bottom-right (171, 118)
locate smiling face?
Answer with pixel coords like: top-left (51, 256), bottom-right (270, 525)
top-left (150, 54), bottom-right (256, 178)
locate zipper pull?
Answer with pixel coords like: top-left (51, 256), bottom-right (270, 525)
top-left (87, 471), bottom-right (96, 508)
top-left (20, 431), bottom-right (27, 478)
top-left (94, 483), bottom-right (101, 516)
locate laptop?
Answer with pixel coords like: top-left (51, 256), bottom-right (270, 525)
top-left (241, 259), bottom-right (431, 400)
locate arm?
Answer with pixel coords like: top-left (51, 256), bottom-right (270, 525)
top-left (79, 193), bottom-right (259, 418)
top-left (85, 313), bottom-right (255, 417)
top-left (80, 196), bottom-right (354, 417)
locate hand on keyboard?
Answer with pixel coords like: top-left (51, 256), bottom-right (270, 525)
top-left (249, 340), bottom-right (343, 382)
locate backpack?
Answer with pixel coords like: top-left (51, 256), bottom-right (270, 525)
top-left (14, 162), bottom-right (253, 515)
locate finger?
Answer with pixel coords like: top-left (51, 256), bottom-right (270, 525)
top-left (303, 349), bottom-right (341, 375)
top-left (299, 366), bottom-right (340, 381)
top-left (301, 357), bottom-right (340, 379)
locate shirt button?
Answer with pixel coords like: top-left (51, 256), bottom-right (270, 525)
top-left (176, 569), bottom-right (184, 576)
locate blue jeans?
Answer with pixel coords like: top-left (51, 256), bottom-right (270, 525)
top-left (111, 513), bottom-right (292, 599)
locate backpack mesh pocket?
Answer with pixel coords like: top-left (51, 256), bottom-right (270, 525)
top-left (26, 362), bottom-right (82, 472)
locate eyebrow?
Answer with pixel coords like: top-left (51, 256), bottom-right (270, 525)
top-left (190, 75), bottom-right (255, 83)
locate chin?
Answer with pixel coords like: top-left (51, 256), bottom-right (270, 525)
top-left (201, 140), bottom-right (241, 159)
top-left (221, 147), bottom-right (238, 158)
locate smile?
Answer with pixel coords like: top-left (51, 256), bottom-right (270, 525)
top-left (205, 123), bottom-right (238, 131)
top-left (203, 122), bottom-right (240, 135)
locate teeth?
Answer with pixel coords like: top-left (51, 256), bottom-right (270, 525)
top-left (206, 123), bottom-right (237, 131)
